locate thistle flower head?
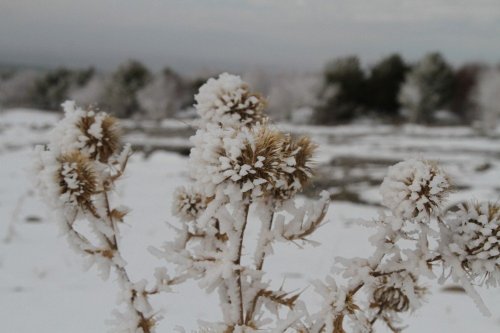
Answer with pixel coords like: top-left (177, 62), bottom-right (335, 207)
top-left (380, 159), bottom-right (451, 222)
top-left (49, 101), bottom-right (122, 164)
top-left (238, 125), bottom-right (285, 192)
top-left (172, 186), bottom-right (209, 222)
top-left (76, 109), bottom-right (121, 163)
top-left (274, 135), bottom-right (317, 200)
top-left (372, 286), bottom-right (410, 312)
top-left (189, 124), bottom-right (285, 197)
top-left (370, 272), bottom-right (426, 313)
top-left (57, 151), bottom-right (97, 211)
top-left (195, 73), bottom-right (267, 128)
top-left (447, 202), bottom-right (500, 286)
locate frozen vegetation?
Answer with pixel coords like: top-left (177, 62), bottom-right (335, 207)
top-left (0, 75), bottom-right (499, 332)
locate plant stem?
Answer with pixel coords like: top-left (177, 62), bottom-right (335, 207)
top-left (103, 190), bottom-right (154, 333)
top-left (234, 201), bottom-right (250, 325)
top-left (246, 200), bottom-right (275, 324)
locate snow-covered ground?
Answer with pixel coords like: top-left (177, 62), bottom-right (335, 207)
top-left (0, 109), bottom-right (499, 332)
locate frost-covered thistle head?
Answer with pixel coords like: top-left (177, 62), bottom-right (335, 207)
top-left (195, 73), bottom-right (267, 128)
top-left (75, 108), bottom-right (121, 163)
top-left (50, 101), bottom-right (122, 163)
top-left (172, 186), bottom-right (209, 222)
top-left (370, 272), bottom-right (426, 313)
top-left (447, 202), bottom-right (500, 286)
top-left (57, 151), bottom-right (97, 211)
top-left (238, 125), bottom-right (285, 193)
top-left (380, 159), bottom-right (451, 222)
top-left (190, 124), bottom-right (285, 197)
top-left (274, 135), bottom-right (317, 200)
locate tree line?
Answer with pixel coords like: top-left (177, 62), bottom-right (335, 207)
top-left (1, 53), bottom-right (499, 128)
top-left (314, 52), bottom-right (494, 126)
top-left (0, 60), bottom-right (203, 120)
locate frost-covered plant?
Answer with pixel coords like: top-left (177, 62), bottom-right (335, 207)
top-left (441, 202), bottom-right (499, 288)
top-left (33, 74), bottom-right (498, 333)
top-left (33, 101), bottom-right (180, 333)
top-left (155, 73), bottom-right (329, 332)
top-left (380, 159), bottom-right (450, 222)
top-left (304, 159), bottom-right (497, 333)
top-left (195, 72), bottom-right (267, 128)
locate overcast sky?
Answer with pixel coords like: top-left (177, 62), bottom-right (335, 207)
top-left (1, 0), bottom-right (500, 74)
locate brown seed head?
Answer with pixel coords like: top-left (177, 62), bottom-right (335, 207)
top-left (228, 87), bottom-right (267, 126)
top-left (77, 110), bottom-right (121, 163)
top-left (381, 159), bottom-right (451, 222)
top-left (372, 286), bottom-right (410, 312)
top-left (57, 151), bottom-right (97, 211)
top-left (450, 202), bottom-right (500, 279)
top-left (273, 135), bottom-right (317, 200)
top-left (370, 274), bottom-right (426, 313)
top-left (403, 161), bottom-right (450, 217)
top-left (173, 187), bottom-right (210, 222)
top-left (289, 136), bottom-right (317, 186)
top-left (238, 126), bottom-right (285, 191)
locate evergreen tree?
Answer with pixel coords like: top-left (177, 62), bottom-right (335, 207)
top-left (366, 54), bottom-right (409, 116)
top-left (104, 60), bottom-right (151, 117)
top-left (32, 68), bottom-right (74, 110)
top-left (399, 52), bottom-right (454, 124)
top-left (314, 55), bottom-right (366, 124)
top-left (31, 67), bottom-right (96, 111)
top-left (451, 63), bottom-right (484, 123)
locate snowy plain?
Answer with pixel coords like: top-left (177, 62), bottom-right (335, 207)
top-left (0, 109), bottom-right (499, 332)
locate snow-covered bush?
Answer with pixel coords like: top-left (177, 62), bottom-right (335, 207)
top-left (33, 74), bottom-right (498, 333)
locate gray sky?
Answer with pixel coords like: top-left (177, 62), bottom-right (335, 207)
top-left (1, 0), bottom-right (500, 74)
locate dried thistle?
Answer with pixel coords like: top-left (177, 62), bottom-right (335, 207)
top-left (292, 136), bottom-right (317, 185)
top-left (274, 135), bottom-right (317, 200)
top-left (76, 110), bottom-right (122, 163)
top-left (226, 88), bottom-right (266, 126)
top-left (380, 159), bottom-right (451, 222)
top-left (448, 202), bottom-right (500, 286)
top-left (195, 73), bottom-right (268, 128)
top-left (57, 151), bottom-right (97, 212)
top-left (238, 126), bottom-right (285, 192)
top-left (372, 286), bottom-right (410, 312)
top-left (370, 273), bottom-right (426, 313)
top-left (173, 186), bottom-right (210, 222)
